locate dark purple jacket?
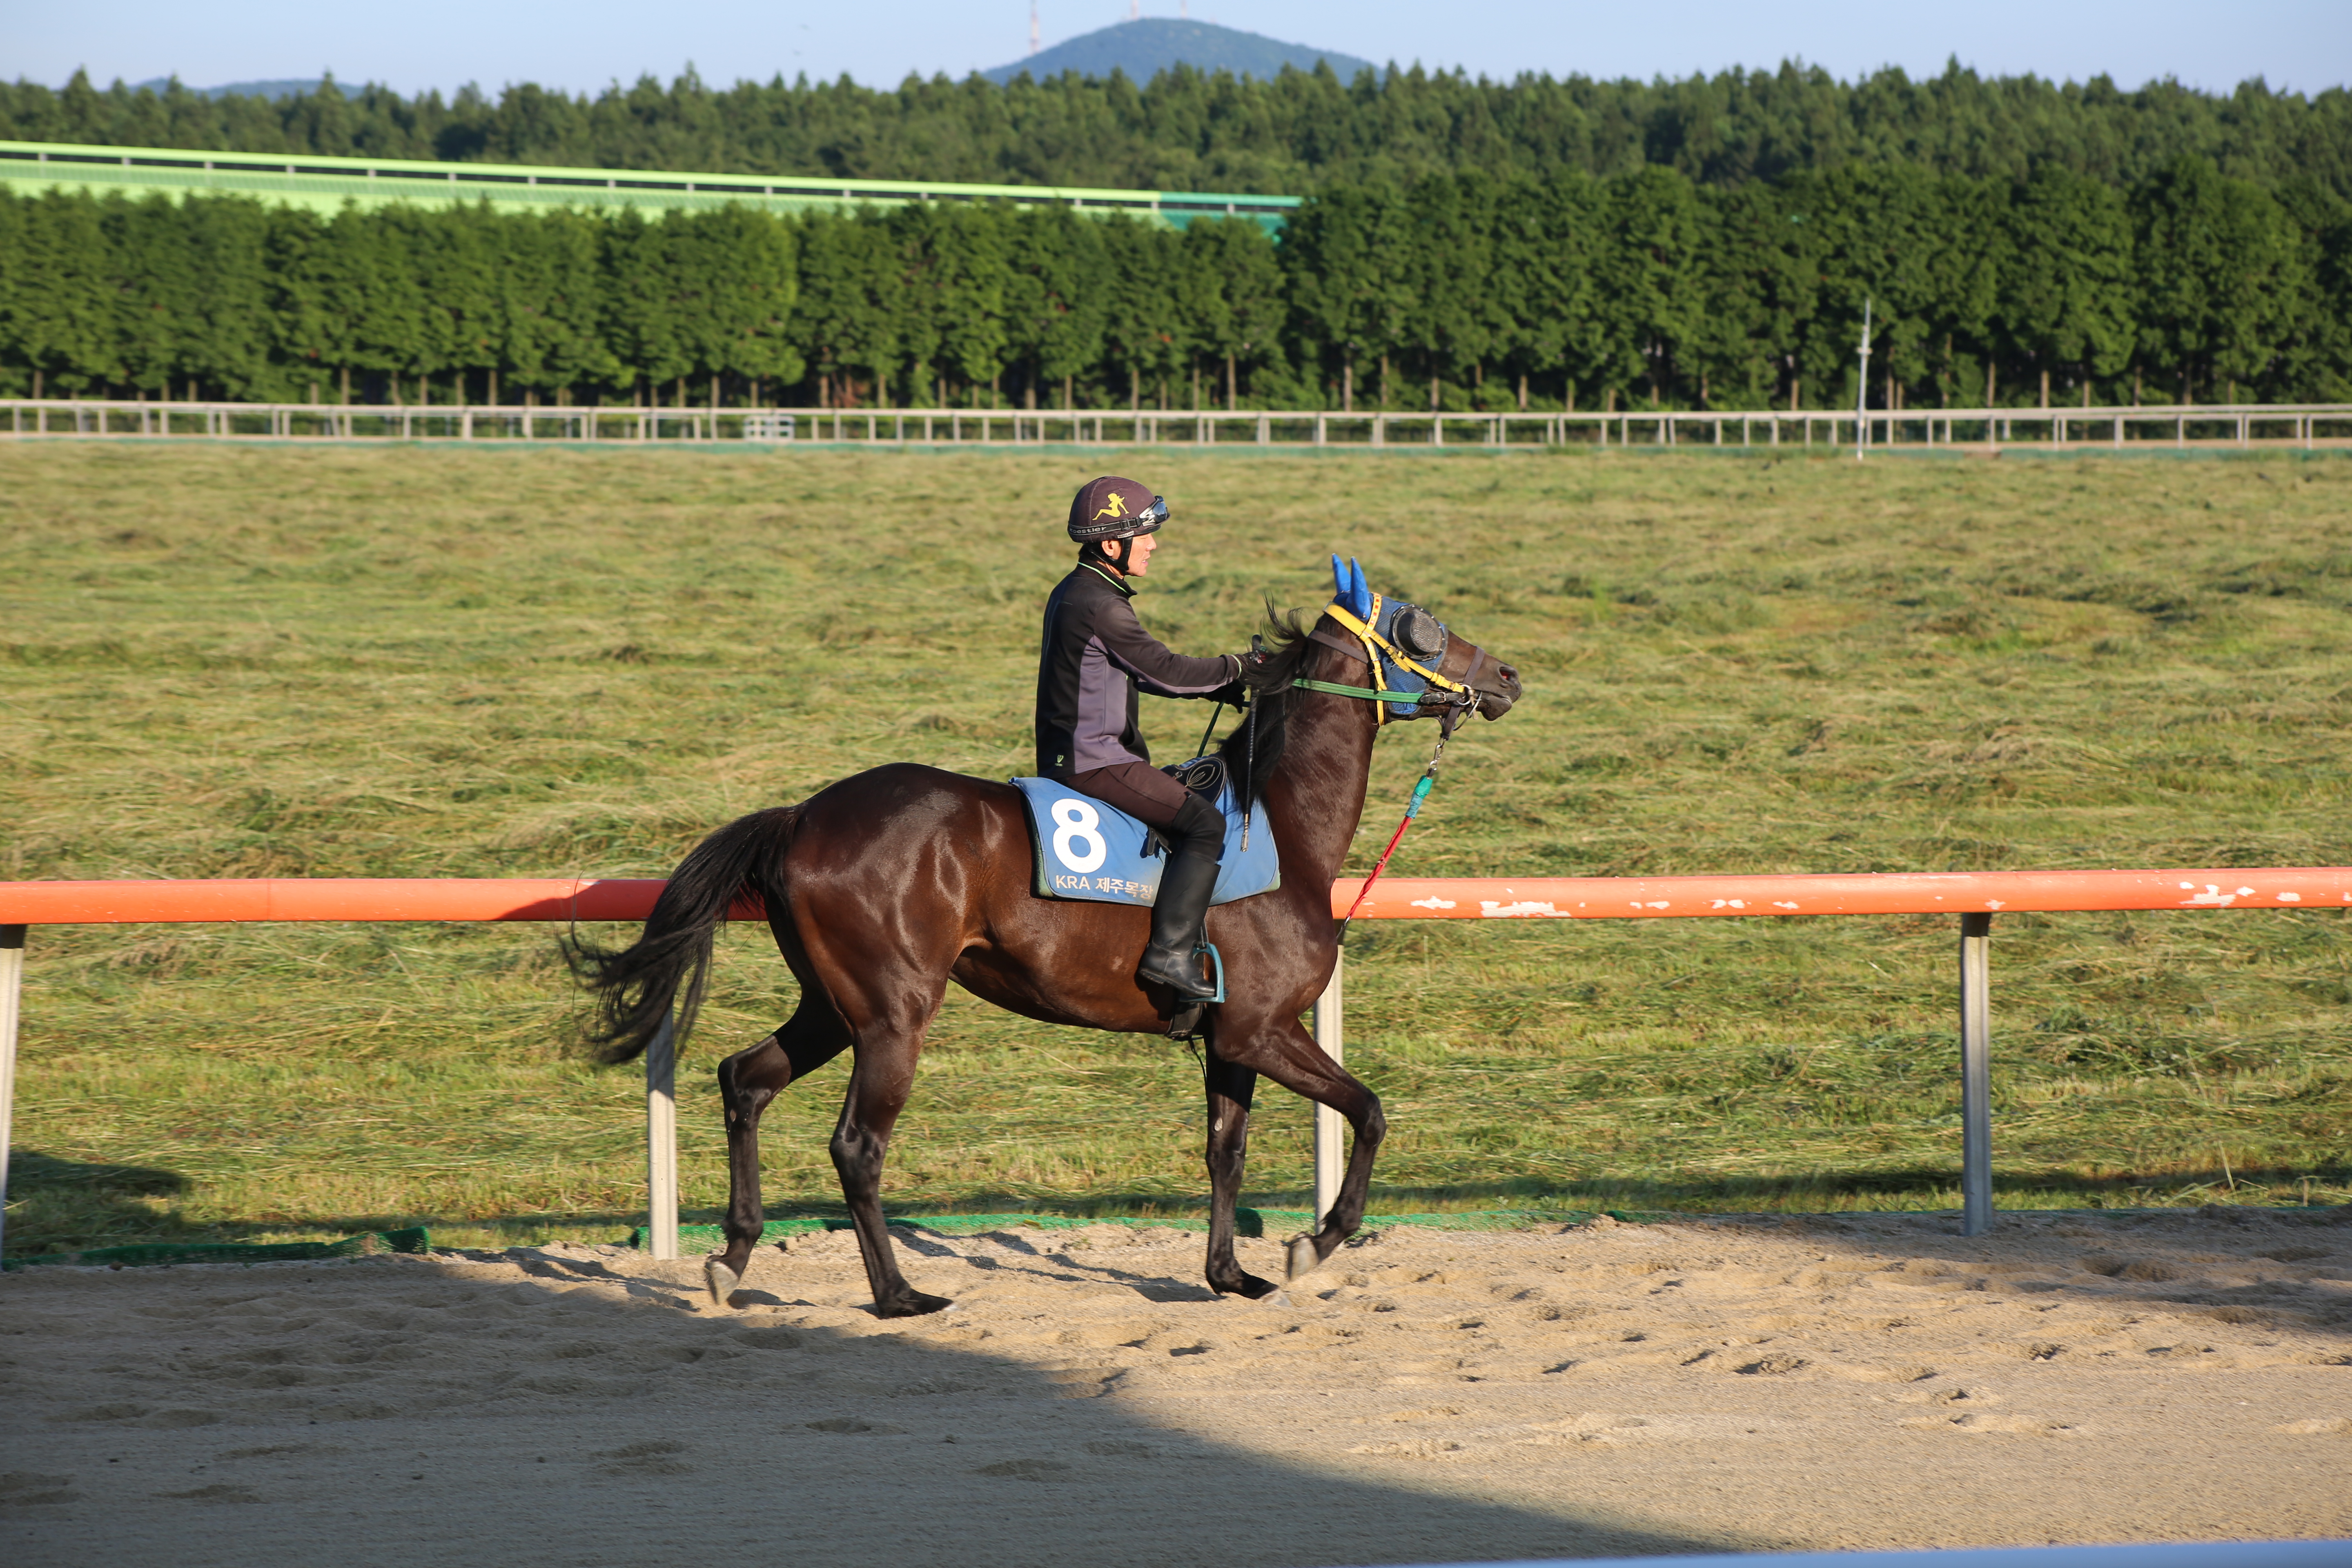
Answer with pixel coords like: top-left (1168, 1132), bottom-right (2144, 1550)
top-left (1036, 561), bottom-right (1236, 777)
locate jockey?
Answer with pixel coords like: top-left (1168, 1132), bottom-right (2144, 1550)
top-left (1038, 476), bottom-right (1244, 1003)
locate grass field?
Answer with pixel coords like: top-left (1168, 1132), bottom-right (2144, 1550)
top-left (3, 439), bottom-right (2349, 1255)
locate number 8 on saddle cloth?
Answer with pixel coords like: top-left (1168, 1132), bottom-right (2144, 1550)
top-left (1011, 768), bottom-right (1281, 909)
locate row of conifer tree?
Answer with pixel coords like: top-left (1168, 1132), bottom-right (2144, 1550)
top-left (2, 156), bottom-right (2345, 411)
top-left (7, 64), bottom-right (2348, 197)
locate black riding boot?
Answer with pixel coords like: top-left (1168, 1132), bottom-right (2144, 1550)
top-left (1136, 846), bottom-right (1223, 1001)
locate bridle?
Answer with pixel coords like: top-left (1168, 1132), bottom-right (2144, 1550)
top-left (1285, 591), bottom-right (1497, 939)
top-left (1197, 592), bottom-right (1483, 854)
top-left (1294, 593), bottom-right (1482, 733)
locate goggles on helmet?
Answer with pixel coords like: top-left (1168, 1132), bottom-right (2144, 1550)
top-left (1076, 494), bottom-right (1166, 543)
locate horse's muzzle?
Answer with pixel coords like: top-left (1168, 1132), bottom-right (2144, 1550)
top-left (1474, 662), bottom-right (1523, 720)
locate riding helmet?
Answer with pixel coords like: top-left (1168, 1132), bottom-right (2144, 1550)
top-left (1067, 476), bottom-right (1168, 541)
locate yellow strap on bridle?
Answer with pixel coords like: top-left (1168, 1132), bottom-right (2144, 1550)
top-left (1324, 598), bottom-right (1472, 724)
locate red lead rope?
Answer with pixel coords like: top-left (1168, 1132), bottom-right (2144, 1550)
top-left (1337, 793), bottom-right (1422, 938)
top-left (1336, 720), bottom-right (1456, 942)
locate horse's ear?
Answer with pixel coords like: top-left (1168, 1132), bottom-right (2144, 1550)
top-left (1348, 558), bottom-right (1374, 619)
top-left (1331, 554), bottom-right (1350, 601)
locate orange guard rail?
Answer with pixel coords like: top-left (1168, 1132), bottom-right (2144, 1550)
top-left (1, 866), bottom-right (2345, 1258)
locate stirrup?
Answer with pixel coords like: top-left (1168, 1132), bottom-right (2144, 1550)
top-left (1162, 942), bottom-right (1224, 1041)
top-left (1194, 940), bottom-right (1226, 1004)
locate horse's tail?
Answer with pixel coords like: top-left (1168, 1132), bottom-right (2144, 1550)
top-left (566, 806), bottom-right (801, 1064)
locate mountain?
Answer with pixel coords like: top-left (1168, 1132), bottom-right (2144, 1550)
top-left (131, 77), bottom-right (327, 100)
top-left (983, 18), bottom-right (1375, 86)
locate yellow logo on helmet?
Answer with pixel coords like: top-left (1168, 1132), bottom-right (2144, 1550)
top-left (1091, 492), bottom-right (1129, 521)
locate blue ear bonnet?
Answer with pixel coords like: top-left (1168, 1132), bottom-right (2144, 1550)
top-left (1330, 554), bottom-right (1372, 619)
top-left (1330, 555), bottom-right (1448, 717)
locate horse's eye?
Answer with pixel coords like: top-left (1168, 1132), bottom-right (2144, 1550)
top-left (1393, 606), bottom-right (1446, 659)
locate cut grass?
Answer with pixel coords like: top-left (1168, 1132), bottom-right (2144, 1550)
top-left (2, 440), bottom-right (2348, 1253)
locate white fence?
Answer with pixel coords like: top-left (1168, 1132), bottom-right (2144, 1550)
top-left (4, 399), bottom-right (2350, 452)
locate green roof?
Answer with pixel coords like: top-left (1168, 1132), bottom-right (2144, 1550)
top-left (0, 140), bottom-right (1300, 231)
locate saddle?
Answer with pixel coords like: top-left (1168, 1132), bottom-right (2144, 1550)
top-left (1010, 762), bottom-right (1279, 910)
top-left (1140, 755), bottom-right (1228, 859)
top-left (1163, 754), bottom-right (1228, 801)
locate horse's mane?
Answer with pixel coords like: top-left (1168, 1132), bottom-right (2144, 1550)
top-left (1214, 605), bottom-right (1320, 798)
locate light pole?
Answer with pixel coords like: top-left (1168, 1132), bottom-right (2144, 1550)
top-left (1855, 297), bottom-right (1873, 463)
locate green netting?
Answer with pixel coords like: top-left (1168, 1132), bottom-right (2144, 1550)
top-left (4, 1226), bottom-right (432, 1271)
top-left (629, 1205), bottom-right (2344, 1253)
top-left (633, 1209), bottom-right (1657, 1251)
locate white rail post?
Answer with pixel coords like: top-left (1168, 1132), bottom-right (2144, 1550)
top-left (1312, 948), bottom-right (1345, 1227)
top-left (645, 1011), bottom-right (679, 1259)
top-left (0, 926), bottom-right (23, 1259)
top-left (1854, 297), bottom-right (1873, 461)
top-left (1958, 912), bottom-right (1993, 1236)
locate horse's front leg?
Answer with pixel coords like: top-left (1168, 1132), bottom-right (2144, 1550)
top-left (1305, 1063), bottom-right (1387, 1275)
top-left (1201, 1045), bottom-right (1279, 1298)
top-left (1213, 1013), bottom-right (1385, 1283)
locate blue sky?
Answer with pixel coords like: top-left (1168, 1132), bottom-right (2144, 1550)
top-left (7, 0), bottom-right (2345, 98)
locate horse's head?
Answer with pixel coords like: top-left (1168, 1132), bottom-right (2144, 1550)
top-left (1313, 556), bottom-right (1523, 725)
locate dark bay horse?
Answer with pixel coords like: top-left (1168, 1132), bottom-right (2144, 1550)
top-left (571, 576), bottom-right (1522, 1316)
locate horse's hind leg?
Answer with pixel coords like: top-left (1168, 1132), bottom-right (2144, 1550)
top-left (830, 1045), bottom-right (952, 1318)
top-left (1201, 1047), bottom-right (1280, 1299)
top-left (707, 998), bottom-right (851, 1305)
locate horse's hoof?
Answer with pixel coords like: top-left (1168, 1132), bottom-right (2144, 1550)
top-left (1285, 1233), bottom-right (1322, 1283)
top-left (873, 1290), bottom-right (955, 1318)
top-left (704, 1257), bottom-right (742, 1309)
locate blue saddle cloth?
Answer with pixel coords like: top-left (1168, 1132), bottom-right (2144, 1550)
top-left (1011, 771), bottom-right (1281, 908)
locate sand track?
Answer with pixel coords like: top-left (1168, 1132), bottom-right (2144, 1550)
top-left (6, 1209), bottom-right (2350, 1566)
